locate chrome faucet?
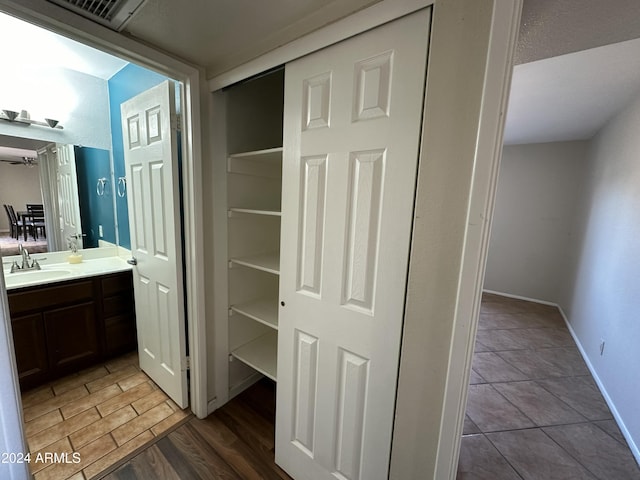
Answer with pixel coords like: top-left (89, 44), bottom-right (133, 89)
top-left (10, 244), bottom-right (43, 273)
top-left (19, 244), bottom-right (30, 269)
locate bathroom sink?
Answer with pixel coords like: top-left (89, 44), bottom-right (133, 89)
top-left (4, 269), bottom-right (73, 288)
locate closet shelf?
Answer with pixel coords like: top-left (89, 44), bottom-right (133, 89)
top-left (229, 252), bottom-right (280, 275)
top-left (231, 298), bottom-right (278, 330)
top-left (231, 330), bottom-right (278, 382)
top-left (228, 147), bottom-right (283, 161)
top-left (228, 207), bottom-right (281, 217)
top-left (228, 147), bottom-right (283, 178)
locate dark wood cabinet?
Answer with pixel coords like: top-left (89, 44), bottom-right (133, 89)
top-left (7, 270), bottom-right (137, 390)
top-left (100, 272), bottom-right (137, 356)
top-left (10, 313), bottom-right (48, 388)
top-left (45, 302), bottom-right (100, 373)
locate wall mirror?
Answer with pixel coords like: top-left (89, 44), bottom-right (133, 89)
top-left (0, 133), bottom-right (122, 255)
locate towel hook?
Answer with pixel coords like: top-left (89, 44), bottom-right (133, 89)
top-left (96, 177), bottom-right (108, 196)
top-left (117, 177), bottom-right (127, 198)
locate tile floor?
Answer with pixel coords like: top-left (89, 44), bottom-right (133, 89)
top-left (457, 293), bottom-right (640, 479)
top-left (21, 352), bottom-right (190, 480)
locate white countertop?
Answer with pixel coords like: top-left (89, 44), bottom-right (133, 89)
top-left (2, 248), bottom-right (133, 291)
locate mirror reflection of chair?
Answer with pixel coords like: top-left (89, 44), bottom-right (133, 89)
top-left (3, 204), bottom-right (30, 240)
top-left (26, 204), bottom-right (46, 239)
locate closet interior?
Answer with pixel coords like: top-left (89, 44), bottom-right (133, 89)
top-left (223, 68), bottom-right (284, 394)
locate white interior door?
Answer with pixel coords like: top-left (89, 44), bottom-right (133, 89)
top-left (55, 144), bottom-right (83, 249)
top-left (121, 80), bottom-right (188, 408)
top-left (276, 9), bottom-right (431, 479)
top-left (37, 144), bottom-right (60, 251)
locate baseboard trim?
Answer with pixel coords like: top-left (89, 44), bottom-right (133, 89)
top-left (555, 306), bottom-right (640, 465)
top-left (228, 372), bottom-right (263, 402)
top-left (207, 398), bottom-right (218, 415)
top-left (482, 289), bottom-right (557, 306)
top-left (207, 372), bottom-right (264, 415)
top-left (207, 372), bottom-right (263, 415)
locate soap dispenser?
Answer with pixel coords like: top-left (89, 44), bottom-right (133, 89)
top-left (68, 235), bottom-right (83, 264)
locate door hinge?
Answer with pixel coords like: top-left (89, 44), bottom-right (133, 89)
top-left (185, 356), bottom-right (190, 370)
top-left (171, 113), bottom-right (182, 132)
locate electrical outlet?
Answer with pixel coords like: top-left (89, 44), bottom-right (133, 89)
top-left (600, 340), bottom-right (605, 356)
top-left (98, 225), bottom-right (103, 238)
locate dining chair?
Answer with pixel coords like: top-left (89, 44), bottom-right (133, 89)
top-left (26, 204), bottom-right (46, 239)
top-left (3, 204), bottom-right (18, 239)
top-left (7, 205), bottom-right (33, 241)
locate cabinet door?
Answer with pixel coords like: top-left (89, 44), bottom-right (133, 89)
top-left (45, 302), bottom-right (99, 374)
top-left (11, 313), bottom-right (49, 389)
top-left (102, 272), bottom-right (137, 356)
top-left (276, 9), bottom-right (431, 480)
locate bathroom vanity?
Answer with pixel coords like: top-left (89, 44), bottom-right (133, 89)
top-left (5, 255), bottom-right (136, 390)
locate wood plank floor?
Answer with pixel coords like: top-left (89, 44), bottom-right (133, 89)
top-left (100, 379), bottom-right (292, 480)
top-left (21, 352), bottom-right (191, 480)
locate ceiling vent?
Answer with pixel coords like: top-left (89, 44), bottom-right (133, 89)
top-left (46, 0), bottom-right (147, 31)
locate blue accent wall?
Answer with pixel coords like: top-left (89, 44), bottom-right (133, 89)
top-left (108, 64), bottom-right (168, 249)
top-left (74, 146), bottom-right (115, 248)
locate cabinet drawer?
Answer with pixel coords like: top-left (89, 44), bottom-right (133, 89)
top-left (105, 314), bottom-right (137, 354)
top-left (8, 280), bottom-right (94, 315)
top-left (102, 272), bottom-right (133, 296)
top-left (103, 291), bottom-right (134, 317)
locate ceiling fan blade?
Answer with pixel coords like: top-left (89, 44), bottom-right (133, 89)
top-left (0, 158), bottom-right (35, 165)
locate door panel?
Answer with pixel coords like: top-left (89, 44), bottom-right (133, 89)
top-left (121, 80), bottom-right (188, 408)
top-left (276, 9), bottom-right (431, 479)
top-left (56, 144), bottom-right (83, 248)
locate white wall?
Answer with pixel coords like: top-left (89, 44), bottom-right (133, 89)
top-left (0, 162), bottom-right (42, 232)
top-left (0, 66), bottom-right (111, 150)
top-left (559, 91), bottom-right (640, 457)
top-left (484, 141), bottom-right (588, 302)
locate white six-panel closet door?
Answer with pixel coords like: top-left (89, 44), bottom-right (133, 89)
top-left (276, 8), bottom-right (432, 480)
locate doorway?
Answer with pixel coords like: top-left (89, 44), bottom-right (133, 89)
top-left (0, 7), bottom-right (206, 477)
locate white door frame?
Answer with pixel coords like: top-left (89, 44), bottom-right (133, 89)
top-left (391, 0), bottom-right (522, 478)
top-left (0, 0), bottom-right (208, 419)
top-left (0, 273), bottom-right (29, 479)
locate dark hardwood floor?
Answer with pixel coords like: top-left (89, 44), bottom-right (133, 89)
top-left (100, 379), bottom-right (291, 480)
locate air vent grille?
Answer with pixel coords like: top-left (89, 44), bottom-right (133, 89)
top-left (47, 0), bottom-right (146, 31)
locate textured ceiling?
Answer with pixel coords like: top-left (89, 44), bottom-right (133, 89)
top-left (124, 0), bottom-right (379, 77)
top-left (504, 0), bottom-right (640, 144)
top-left (504, 37), bottom-right (640, 145)
top-left (517, 0), bottom-right (640, 64)
top-left (4, 0), bottom-right (640, 146)
top-left (0, 134), bottom-right (49, 161)
top-left (120, 0), bottom-right (640, 143)
top-left (0, 145), bottom-right (38, 160)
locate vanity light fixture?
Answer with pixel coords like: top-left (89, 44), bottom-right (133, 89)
top-left (1, 109), bottom-right (64, 129)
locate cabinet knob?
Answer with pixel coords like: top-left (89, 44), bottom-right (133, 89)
top-left (280, 301), bottom-right (285, 307)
